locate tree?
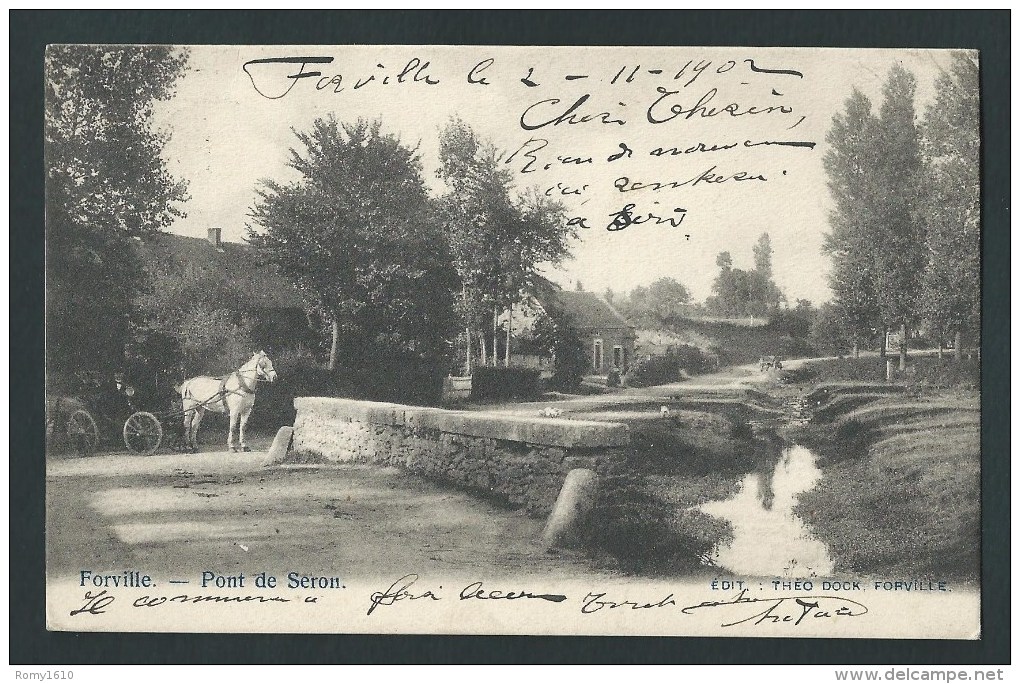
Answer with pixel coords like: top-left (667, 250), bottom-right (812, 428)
top-left (45, 45), bottom-right (190, 381)
top-left (919, 52), bottom-right (980, 359)
top-left (248, 117), bottom-right (458, 376)
top-left (618, 277), bottom-right (692, 329)
top-left (822, 88), bottom-right (883, 358)
top-left (811, 302), bottom-right (857, 355)
top-left (133, 256), bottom-right (257, 377)
top-left (436, 118), bottom-right (575, 370)
top-left (530, 307), bottom-right (587, 390)
top-left (706, 238), bottom-right (782, 318)
top-left (753, 232), bottom-right (774, 280)
top-left (773, 298), bottom-right (817, 339)
top-left (870, 64), bottom-right (927, 370)
top-left (747, 233), bottom-right (783, 316)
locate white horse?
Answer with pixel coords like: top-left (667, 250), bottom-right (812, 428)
top-left (179, 351), bottom-right (277, 453)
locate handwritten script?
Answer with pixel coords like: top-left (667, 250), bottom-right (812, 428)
top-left (357, 576), bottom-right (867, 629)
top-left (68, 579), bottom-right (869, 630)
top-left (240, 52), bottom-right (818, 232)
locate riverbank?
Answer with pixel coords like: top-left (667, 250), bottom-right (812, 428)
top-left (580, 404), bottom-right (786, 576)
top-left (790, 383), bottom-right (980, 580)
top-left (569, 355), bottom-right (980, 582)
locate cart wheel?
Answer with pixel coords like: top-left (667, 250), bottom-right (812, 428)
top-left (124, 411), bottom-right (163, 456)
top-left (67, 409), bottom-right (99, 456)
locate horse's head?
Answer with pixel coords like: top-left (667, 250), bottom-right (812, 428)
top-left (253, 351), bottom-right (277, 383)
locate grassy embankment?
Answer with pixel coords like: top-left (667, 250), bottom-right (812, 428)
top-left (789, 357), bottom-right (981, 580)
top-left (577, 393), bottom-right (785, 575)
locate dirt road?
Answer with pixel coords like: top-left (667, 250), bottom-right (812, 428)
top-left (46, 445), bottom-right (617, 586)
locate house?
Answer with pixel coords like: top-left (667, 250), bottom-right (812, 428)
top-left (530, 279), bottom-right (637, 376)
top-left (133, 227), bottom-right (316, 352)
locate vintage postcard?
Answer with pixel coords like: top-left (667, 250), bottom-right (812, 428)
top-left (45, 44), bottom-right (981, 639)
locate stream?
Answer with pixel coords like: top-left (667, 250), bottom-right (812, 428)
top-left (700, 443), bottom-right (833, 578)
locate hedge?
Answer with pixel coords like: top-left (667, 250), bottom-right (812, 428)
top-left (471, 366), bottom-right (542, 401)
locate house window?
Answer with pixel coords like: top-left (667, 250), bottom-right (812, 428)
top-left (613, 345), bottom-right (623, 370)
top-left (593, 339), bottom-right (603, 373)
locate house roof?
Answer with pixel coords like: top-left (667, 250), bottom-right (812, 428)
top-left (134, 232), bottom-right (305, 309)
top-left (532, 278), bottom-right (634, 332)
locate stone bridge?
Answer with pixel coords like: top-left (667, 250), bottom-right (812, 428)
top-left (292, 397), bottom-right (630, 516)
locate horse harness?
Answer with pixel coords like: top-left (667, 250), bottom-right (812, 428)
top-left (215, 370), bottom-right (259, 411)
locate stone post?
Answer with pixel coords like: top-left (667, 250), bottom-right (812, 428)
top-left (542, 468), bottom-right (598, 549)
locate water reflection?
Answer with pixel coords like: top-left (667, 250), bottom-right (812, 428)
top-left (700, 444), bottom-right (833, 577)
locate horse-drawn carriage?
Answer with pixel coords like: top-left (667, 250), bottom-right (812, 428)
top-left (46, 372), bottom-right (167, 456)
top-left (46, 351), bottom-right (277, 456)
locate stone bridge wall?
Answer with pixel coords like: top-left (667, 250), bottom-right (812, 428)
top-left (292, 397), bottom-right (630, 516)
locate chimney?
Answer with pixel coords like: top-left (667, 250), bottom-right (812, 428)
top-left (207, 227), bottom-right (222, 248)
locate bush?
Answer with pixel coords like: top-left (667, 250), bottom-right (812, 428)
top-left (791, 357), bottom-right (888, 383)
top-left (775, 334), bottom-right (816, 358)
top-left (336, 357), bottom-right (448, 406)
top-left (471, 366), bottom-right (541, 401)
top-left (249, 347), bottom-right (338, 429)
top-left (627, 345), bottom-right (715, 387)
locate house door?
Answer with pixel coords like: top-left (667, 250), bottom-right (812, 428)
top-left (613, 346), bottom-right (623, 370)
top-left (593, 339), bottom-right (603, 373)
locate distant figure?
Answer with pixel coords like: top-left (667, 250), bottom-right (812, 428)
top-left (760, 355), bottom-right (784, 372)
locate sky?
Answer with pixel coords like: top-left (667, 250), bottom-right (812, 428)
top-left (152, 45), bottom-right (960, 306)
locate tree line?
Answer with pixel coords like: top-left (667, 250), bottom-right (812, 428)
top-left (45, 45), bottom-right (577, 399)
top-left (246, 115), bottom-right (577, 392)
top-left (612, 53), bottom-right (980, 369)
top-left (612, 231), bottom-right (787, 330)
top-left (822, 53), bottom-right (979, 368)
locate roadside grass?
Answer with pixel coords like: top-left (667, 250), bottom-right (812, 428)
top-left (805, 382), bottom-right (905, 405)
top-left (624, 410), bottom-right (777, 476)
top-left (794, 395), bottom-right (980, 580)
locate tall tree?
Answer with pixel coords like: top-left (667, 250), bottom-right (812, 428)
top-left (871, 64), bottom-right (926, 370)
top-left (45, 45), bottom-right (190, 381)
top-left (748, 232), bottom-right (783, 316)
top-left (753, 232), bottom-right (774, 280)
top-left (436, 118), bottom-right (575, 369)
top-left (822, 88), bottom-right (883, 357)
top-left (919, 52), bottom-right (981, 359)
top-left (248, 117), bottom-right (457, 373)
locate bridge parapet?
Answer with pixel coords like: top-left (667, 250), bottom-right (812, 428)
top-left (293, 397), bottom-right (630, 515)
